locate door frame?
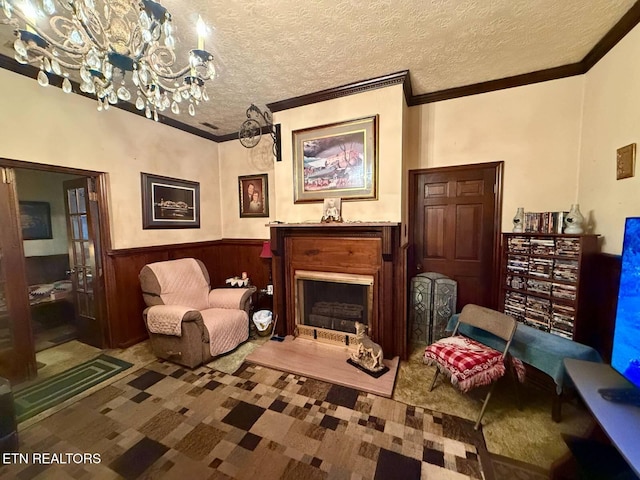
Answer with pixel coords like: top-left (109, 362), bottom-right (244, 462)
top-left (0, 157), bottom-right (113, 349)
top-left (407, 161), bottom-right (504, 308)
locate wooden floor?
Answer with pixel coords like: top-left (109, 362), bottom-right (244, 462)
top-left (245, 336), bottom-right (399, 398)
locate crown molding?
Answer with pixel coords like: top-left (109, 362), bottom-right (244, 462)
top-left (2, 1), bottom-right (640, 142)
top-left (266, 70), bottom-right (410, 113)
top-left (409, 63), bottom-right (584, 105)
top-left (582, 1), bottom-right (640, 70)
top-left (0, 53), bottom-right (225, 143)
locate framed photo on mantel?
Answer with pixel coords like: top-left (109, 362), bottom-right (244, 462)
top-left (141, 173), bottom-right (200, 229)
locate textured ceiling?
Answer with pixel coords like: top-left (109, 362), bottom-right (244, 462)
top-left (0, 0), bottom-right (636, 137)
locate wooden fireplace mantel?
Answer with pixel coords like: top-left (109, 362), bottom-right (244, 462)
top-left (269, 222), bottom-right (407, 359)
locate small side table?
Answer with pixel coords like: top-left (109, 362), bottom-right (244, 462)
top-left (254, 288), bottom-right (273, 312)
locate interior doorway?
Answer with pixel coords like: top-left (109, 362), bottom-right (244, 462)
top-left (408, 162), bottom-right (503, 311)
top-left (0, 160), bottom-right (109, 384)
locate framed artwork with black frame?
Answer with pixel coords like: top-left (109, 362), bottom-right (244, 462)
top-left (141, 173), bottom-right (200, 229)
top-left (239, 173), bottom-right (269, 218)
top-left (19, 201), bottom-right (53, 240)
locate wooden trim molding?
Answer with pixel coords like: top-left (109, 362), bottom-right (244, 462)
top-left (582, 2), bottom-right (640, 70)
top-left (409, 63), bottom-right (584, 105)
top-left (0, 52), bottom-right (226, 143)
top-left (267, 70), bottom-right (410, 113)
top-left (3, 2), bottom-right (640, 141)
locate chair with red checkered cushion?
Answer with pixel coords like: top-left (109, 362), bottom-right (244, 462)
top-left (424, 304), bottom-right (520, 430)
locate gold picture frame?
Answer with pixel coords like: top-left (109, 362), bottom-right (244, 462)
top-left (292, 115), bottom-right (378, 203)
top-left (617, 143), bottom-right (636, 180)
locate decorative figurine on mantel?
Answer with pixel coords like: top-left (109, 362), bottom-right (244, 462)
top-left (349, 322), bottom-right (388, 376)
top-left (321, 197), bottom-right (343, 223)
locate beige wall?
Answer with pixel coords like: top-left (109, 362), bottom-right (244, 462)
top-left (579, 23), bottom-right (640, 255)
top-left (406, 77), bottom-right (585, 233)
top-left (15, 169), bottom-right (78, 257)
top-left (0, 68), bottom-right (222, 250)
top-left (272, 84), bottom-right (405, 223)
top-left (217, 139), bottom-right (275, 239)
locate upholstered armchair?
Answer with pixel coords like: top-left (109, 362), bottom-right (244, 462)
top-left (139, 258), bottom-right (255, 368)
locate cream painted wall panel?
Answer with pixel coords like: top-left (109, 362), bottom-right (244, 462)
top-left (0, 69), bottom-right (222, 249)
top-left (273, 84), bottom-right (404, 223)
top-left (580, 24), bottom-right (640, 254)
top-left (407, 77), bottom-right (584, 233)
top-left (218, 139), bottom-right (274, 239)
top-left (15, 170), bottom-right (77, 257)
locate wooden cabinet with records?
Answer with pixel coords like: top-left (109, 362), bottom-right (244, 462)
top-left (499, 233), bottom-right (599, 344)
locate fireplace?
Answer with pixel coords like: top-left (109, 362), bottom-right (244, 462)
top-left (295, 270), bottom-right (374, 346)
top-left (270, 222), bottom-right (407, 359)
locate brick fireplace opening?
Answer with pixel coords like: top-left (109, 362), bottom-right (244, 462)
top-left (294, 270), bottom-right (374, 346)
top-left (270, 222), bottom-right (407, 359)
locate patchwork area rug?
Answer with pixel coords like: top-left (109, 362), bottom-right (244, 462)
top-left (3, 360), bottom-right (488, 479)
top-left (13, 354), bottom-right (133, 423)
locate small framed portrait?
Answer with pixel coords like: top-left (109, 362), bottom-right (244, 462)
top-left (321, 197), bottom-right (342, 223)
top-left (239, 174), bottom-right (269, 218)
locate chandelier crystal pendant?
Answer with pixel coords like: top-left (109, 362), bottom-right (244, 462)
top-left (0, 0), bottom-right (215, 120)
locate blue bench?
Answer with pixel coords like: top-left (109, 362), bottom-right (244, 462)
top-left (446, 314), bottom-right (603, 421)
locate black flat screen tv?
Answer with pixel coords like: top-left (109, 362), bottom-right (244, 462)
top-left (611, 217), bottom-right (640, 389)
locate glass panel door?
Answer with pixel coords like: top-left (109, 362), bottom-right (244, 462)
top-left (63, 178), bottom-right (103, 348)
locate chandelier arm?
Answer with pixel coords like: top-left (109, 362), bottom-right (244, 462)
top-left (21, 46), bottom-right (85, 71)
top-left (71, 8), bottom-right (110, 53)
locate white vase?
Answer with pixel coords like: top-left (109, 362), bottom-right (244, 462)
top-left (512, 207), bottom-right (525, 233)
top-left (564, 204), bottom-right (584, 234)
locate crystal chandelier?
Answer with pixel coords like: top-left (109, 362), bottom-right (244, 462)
top-left (0, 0), bottom-right (216, 121)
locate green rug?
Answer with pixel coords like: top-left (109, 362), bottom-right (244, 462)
top-left (14, 354), bottom-right (132, 422)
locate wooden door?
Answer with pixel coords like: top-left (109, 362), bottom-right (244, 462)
top-left (0, 167), bottom-right (36, 382)
top-left (409, 162), bottom-right (503, 310)
top-left (63, 178), bottom-right (105, 348)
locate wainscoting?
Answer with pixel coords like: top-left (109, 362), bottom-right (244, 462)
top-left (101, 239), bottom-right (619, 364)
top-left (103, 239), bottom-right (270, 348)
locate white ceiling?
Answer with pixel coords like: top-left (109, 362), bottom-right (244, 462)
top-left (0, 0), bottom-right (637, 138)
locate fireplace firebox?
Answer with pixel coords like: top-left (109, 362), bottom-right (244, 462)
top-left (295, 270), bottom-right (373, 346)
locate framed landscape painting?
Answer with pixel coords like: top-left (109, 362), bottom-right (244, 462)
top-left (239, 174), bottom-right (269, 218)
top-left (141, 173), bottom-right (200, 229)
top-left (292, 115), bottom-right (378, 203)
top-left (19, 201), bottom-right (52, 240)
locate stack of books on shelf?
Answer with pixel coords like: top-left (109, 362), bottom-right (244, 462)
top-left (507, 236), bottom-right (530, 253)
top-left (504, 291), bottom-right (526, 321)
top-left (530, 237), bottom-right (555, 255)
top-left (527, 278), bottom-right (552, 295)
top-left (524, 296), bottom-right (551, 330)
top-left (553, 259), bottom-right (579, 282)
top-left (506, 275), bottom-right (526, 290)
top-left (552, 282), bottom-right (577, 301)
top-left (529, 257), bottom-right (553, 278)
top-left (523, 211), bottom-right (568, 233)
top-left (555, 237), bottom-right (581, 256)
top-left (506, 255), bottom-right (529, 273)
top-left (551, 304), bottom-right (576, 339)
